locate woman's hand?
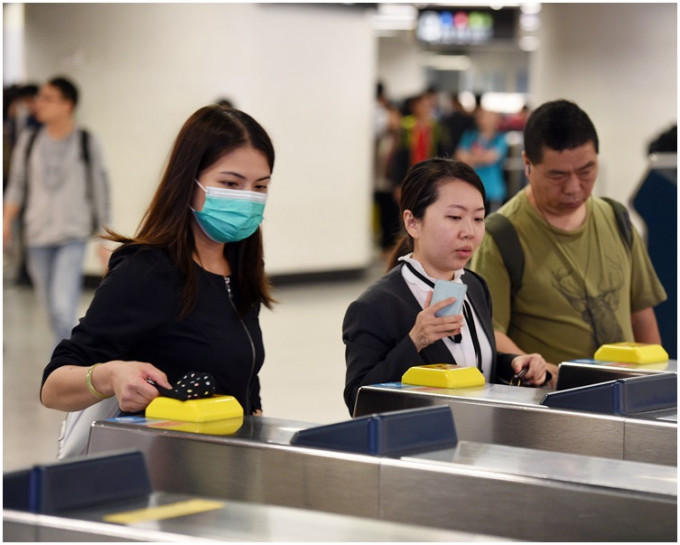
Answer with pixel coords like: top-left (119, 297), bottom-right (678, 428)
top-left (510, 353), bottom-right (548, 386)
top-left (96, 361), bottom-right (172, 413)
top-left (409, 291), bottom-right (465, 352)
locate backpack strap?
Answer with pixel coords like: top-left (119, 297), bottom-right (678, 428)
top-left (24, 128), bottom-right (39, 168)
top-left (601, 197), bottom-right (634, 250)
top-left (485, 212), bottom-right (524, 297)
top-left (20, 128), bottom-right (41, 217)
top-left (79, 129), bottom-right (97, 232)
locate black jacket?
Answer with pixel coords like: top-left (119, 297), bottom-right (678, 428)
top-left (41, 245), bottom-right (264, 414)
top-left (342, 264), bottom-right (516, 414)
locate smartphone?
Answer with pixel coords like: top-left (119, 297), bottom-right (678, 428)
top-left (431, 280), bottom-right (467, 317)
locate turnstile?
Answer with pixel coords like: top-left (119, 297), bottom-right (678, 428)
top-left (354, 371), bottom-right (677, 465)
top-left (4, 491), bottom-right (488, 542)
top-left (2, 448), bottom-right (502, 542)
top-left (84, 414), bottom-right (676, 541)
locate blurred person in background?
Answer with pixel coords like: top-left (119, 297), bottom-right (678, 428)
top-left (391, 91), bottom-right (451, 195)
top-left (500, 104), bottom-right (530, 132)
top-left (3, 76), bottom-right (112, 346)
top-left (373, 82), bottom-right (402, 260)
top-left (456, 106), bottom-right (508, 213)
top-left (4, 83), bottom-right (40, 190)
top-left (442, 93), bottom-right (476, 158)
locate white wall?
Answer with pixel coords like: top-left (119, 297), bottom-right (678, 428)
top-left (529, 3), bottom-right (677, 212)
top-left (23, 3), bottom-right (376, 275)
top-left (376, 35), bottom-right (427, 101)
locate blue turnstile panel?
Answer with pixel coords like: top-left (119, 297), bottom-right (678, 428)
top-left (3, 450), bottom-right (150, 514)
top-left (290, 406), bottom-right (458, 456)
top-left (541, 373), bottom-right (677, 415)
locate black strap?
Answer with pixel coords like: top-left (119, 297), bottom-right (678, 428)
top-left (403, 262), bottom-right (485, 363)
top-left (404, 261), bottom-right (435, 287)
top-left (79, 129), bottom-right (98, 233)
top-left (20, 128), bottom-right (41, 219)
top-left (404, 262), bottom-right (462, 343)
top-left (485, 212), bottom-right (524, 297)
top-left (462, 300), bottom-right (482, 371)
top-left (602, 197), bottom-right (634, 250)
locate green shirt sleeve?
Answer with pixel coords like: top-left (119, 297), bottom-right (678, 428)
top-left (628, 226), bottom-right (667, 312)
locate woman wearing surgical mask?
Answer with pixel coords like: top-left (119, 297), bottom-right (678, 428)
top-left (40, 105), bottom-right (275, 417)
top-left (343, 158), bottom-right (549, 415)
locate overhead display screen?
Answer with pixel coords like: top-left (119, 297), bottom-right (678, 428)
top-left (416, 6), bottom-right (518, 46)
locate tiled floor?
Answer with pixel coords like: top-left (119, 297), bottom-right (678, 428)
top-left (2, 259), bottom-right (384, 473)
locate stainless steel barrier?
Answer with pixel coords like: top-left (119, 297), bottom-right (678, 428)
top-left (354, 382), bottom-right (677, 465)
top-left (85, 415), bottom-right (676, 541)
top-left (556, 359), bottom-right (677, 389)
top-left (4, 492), bottom-right (487, 542)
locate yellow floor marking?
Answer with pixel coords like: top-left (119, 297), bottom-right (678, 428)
top-left (103, 499), bottom-right (225, 524)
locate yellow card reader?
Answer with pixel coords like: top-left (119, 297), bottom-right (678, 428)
top-left (402, 364), bottom-right (485, 389)
top-left (594, 342), bottom-right (669, 364)
top-left (145, 395), bottom-right (243, 423)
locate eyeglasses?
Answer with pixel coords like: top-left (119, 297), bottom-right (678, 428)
top-left (36, 93), bottom-right (66, 104)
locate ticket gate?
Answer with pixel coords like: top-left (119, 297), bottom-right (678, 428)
top-left (354, 364), bottom-right (677, 466)
top-left (2, 449), bottom-right (498, 542)
top-left (75, 407), bottom-right (676, 541)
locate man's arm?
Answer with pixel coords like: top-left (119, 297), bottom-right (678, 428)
top-left (631, 307), bottom-right (662, 344)
top-left (495, 329), bottom-right (523, 353)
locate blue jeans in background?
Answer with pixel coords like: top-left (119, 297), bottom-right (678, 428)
top-left (26, 240), bottom-right (87, 347)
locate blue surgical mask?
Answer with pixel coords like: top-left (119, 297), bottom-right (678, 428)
top-left (191, 180), bottom-right (267, 243)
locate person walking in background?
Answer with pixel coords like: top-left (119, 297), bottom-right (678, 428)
top-left (4, 83), bottom-right (41, 187)
top-left (456, 106), bottom-right (508, 213)
top-left (391, 91), bottom-right (450, 192)
top-left (4, 83), bottom-right (42, 284)
top-left (441, 93), bottom-right (476, 158)
top-left (470, 99), bottom-right (666, 377)
top-left (3, 76), bottom-right (112, 346)
top-left (373, 82), bottom-right (402, 259)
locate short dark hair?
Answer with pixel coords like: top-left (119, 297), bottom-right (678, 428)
top-left (387, 158), bottom-right (485, 269)
top-left (523, 99), bottom-right (599, 164)
top-left (18, 84), bottom-right (39, 98)
top-left (47, 76), bottom-right (79, 107)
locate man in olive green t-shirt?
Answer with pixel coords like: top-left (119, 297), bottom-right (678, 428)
top-left (470, 100), bottom-right (666, 376)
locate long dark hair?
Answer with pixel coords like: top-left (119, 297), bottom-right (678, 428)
top-left (387, 158), bottom-right (486, 269)
top-left (105, 104), bottom-right (276, 317)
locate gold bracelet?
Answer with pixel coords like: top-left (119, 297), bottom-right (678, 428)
top-left (86, 364), bottom-right (112, 400)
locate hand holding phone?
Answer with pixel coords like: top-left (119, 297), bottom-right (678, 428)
top-left (431, 280), bottom-right (467, 317)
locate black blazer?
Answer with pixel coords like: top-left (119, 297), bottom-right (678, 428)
top-left (342, 264), bottom-right (517, 414)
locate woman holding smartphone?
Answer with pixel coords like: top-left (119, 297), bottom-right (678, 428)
top-left (342, 158), bottom-right (548, 415)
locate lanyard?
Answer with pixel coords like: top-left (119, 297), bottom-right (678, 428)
top-left (403, 262), bottom-right (483, 370)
